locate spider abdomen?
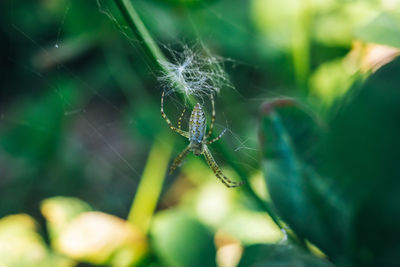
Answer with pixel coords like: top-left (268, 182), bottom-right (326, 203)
top-left (189, 103), bottom-right (206, 145)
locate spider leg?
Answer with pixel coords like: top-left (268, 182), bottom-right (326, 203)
top-left (169, 145), bottom-right (191, 175)
top-left (203, 145), bottom-right (244, 188)
top-left (205, 94), bottom-right (216, 140)
top-left (178, 107), bottom-right (186, 130)
top-left (207, 128), bottom-right (227, 145)
top-left (161, 91), bottom-right (189, 138)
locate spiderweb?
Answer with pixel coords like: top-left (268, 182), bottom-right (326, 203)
top-left (1, 0), bottom-right (264, 217)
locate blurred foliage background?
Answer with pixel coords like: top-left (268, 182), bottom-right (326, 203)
top-left (1, 0), bottom-right (400, 266)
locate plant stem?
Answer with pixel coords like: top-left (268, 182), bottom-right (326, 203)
top-left (114, 0), bottom-right (166, 68)
top-left (128, 133), bottom-right (173, 233)
top-left (292, 0), bottom-right (311, 88)
top-left (113, 0), bottom-right (190, 100)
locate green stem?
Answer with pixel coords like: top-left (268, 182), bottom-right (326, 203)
top-left (113, 0), bottom-right (191, 102)
top-left (114, 0), bottom-right (166, 68)
top-left (128, 133), bottom-right (173, 233)
top-left (292, 0), bottom-right (311, 88)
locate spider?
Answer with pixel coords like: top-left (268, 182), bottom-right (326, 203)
top-left (161, 91), bottom-right (244, 188)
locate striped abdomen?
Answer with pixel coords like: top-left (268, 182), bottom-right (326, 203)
top-left (189, 103), bottom-right (206, 145)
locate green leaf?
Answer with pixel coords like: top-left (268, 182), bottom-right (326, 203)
top-left (310, 58), bottom-right (357, 106)
top-left (355, 12), bottom-right (400, 48)
top-left (150, 209), bottom-right (217, 267)
top-left (326, 58), bottom-right (400, 266)
top-left (0, 214), bottom-right (74, 267)
top-left (41, 197), bottom-right (148, 266)
top-left (40, 196), bottom-right (93, 243)
top-left (238, 244), bottom-right (334, 267)
top-left (54, 212), bottom-right (148, 266)
top-left (260, 108), bottom-right (324, 241)
top-left (259, 101), bottom-right (350, 262)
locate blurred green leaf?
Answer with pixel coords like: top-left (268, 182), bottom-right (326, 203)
top-left (238, 243), bottom-right (334, 267)
top-left (259, 101), bottom-right (350, 262)
top-left (41, 197), bottom-right (148, 266)
top-left (309, 58), bottom-right (357, 106)
top-left (314, 2), bottom-right (377, 47)
top-left (151, 209), bottom-right (217, 267)
top-left (41, 197), bottom-right (92, 242)
top-left (0, 214), bottom-right (74, 267)
top-left (326, 58), bottom-right (400, 266)
top-left (251, 0), bottom-right (311, 85)
top-left (54, 211), bottom-right (148, 266)
top-left (218, 210), bottom-right (283, 245)
top-left (355, 12), bottom-right (400, 48)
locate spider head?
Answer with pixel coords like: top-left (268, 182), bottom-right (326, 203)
top-left (191, 141), bottom-right (204, 156)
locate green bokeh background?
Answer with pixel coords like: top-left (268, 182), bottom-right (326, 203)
top-left (1, 0), bottom-right (400, 266)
